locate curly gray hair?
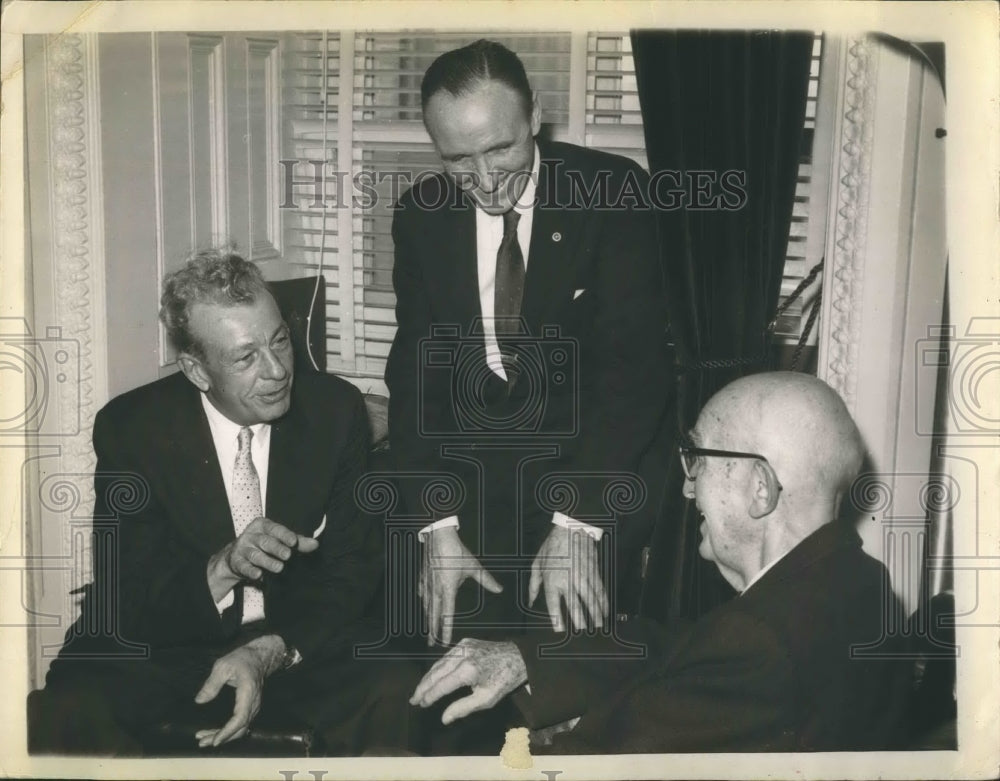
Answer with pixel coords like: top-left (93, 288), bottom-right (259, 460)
top-left (159, 248), bottom-right (267, 358)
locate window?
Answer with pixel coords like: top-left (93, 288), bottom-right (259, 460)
top-left (773, 34), bottom-right (826, 342)
top-left (347, 33), bottom-right (572, 383)
top-left (585, 33), bottom-right (647, 168)
top-left (281, 31), bottom-right (823, 393)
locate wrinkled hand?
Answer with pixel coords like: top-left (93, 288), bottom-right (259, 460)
top-left (409, 638), bottom-right (527, 724)
top-left (208, 517), bottom-right (319, 600)
top-left (529, 525), bottom-right (608, 632)
top-left (193, 635), bottom-right (285, 747)
top-left (420, 527), bottom-right (502, 647)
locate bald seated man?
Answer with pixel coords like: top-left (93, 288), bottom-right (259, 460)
top-left (410, 372), bottom-right (912, 752)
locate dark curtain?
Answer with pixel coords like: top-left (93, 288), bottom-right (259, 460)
top-left (631, 30), bottom-right (815, 622)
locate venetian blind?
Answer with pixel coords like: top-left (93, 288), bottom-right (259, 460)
top-left (281, 31), bottom-right (823, 387)
top-left (773, 34), bottom-right (825, 340)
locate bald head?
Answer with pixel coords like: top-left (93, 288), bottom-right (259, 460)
top-left (700, 372), bottom-right (865, 511)
top-left (687, 372), bottom-right (867, 589)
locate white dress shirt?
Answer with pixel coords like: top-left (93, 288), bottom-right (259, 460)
top-left (200, 393), bottom-right (271, 613)
top-left (420, 145), bottom-right (601, 542)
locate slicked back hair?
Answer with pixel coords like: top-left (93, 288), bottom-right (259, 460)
top-left (159, 248), bottom-right (268, 358)
top-left (420, 39), bottom-right (533, 118)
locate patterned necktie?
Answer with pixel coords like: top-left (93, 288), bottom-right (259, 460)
top-left (232, 426), bottom-right (265, 622)
top-left (494, 209), bottom-right (525, 381)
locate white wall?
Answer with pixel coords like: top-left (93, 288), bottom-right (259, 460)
top-left (23, 31), bottom-right (290, 686)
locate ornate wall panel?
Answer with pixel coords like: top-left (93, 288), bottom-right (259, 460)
top-left (22, 32), bottom-right (109, 685)
top-left (246, 38), bottom-right (282, 261)
top-left (41, 32), bottom-right (107, 590)
top-left (818, 36), bottom-right (878, 416)
top-left (817, 34), bottom-right (948, 615)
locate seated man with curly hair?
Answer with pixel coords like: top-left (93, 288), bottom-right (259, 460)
top-left (29, 249), bottom-right (416, 756)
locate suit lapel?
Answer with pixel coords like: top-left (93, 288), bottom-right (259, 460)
top-left (265, 389), bottom-right (314, 536)
top-left (521, 148), bottom-right (583, 331)
top-left (167, 380), bottom-right (235, 556)
top-left (435, 187), bottom-right (482, 338)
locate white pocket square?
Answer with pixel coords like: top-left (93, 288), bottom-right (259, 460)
top-left (311, 515), bottom-right (327, 538)
top-left (573, 288), bottom-right (586, 299)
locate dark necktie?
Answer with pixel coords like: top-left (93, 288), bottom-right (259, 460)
top-left (494, 209), bottom-right (524, 338)
top-left (494, 210), bottom-right (525, 385)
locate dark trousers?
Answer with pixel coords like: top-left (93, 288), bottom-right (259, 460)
top-left (437, 443), bottom-right (557, 634)
top-left (373, 444), bottom-right (604, 754)
top-left (28, 620), bottom-right (421, 756)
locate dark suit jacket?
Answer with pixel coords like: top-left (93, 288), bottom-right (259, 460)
top-left (385, 140), bottom-right (670, 550)
top-left (61, 370), bottom-right (377, 667)
top-left (516, 522), bottom-right (912, 752)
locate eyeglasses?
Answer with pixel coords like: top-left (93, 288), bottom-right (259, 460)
top-left (678, 436), bottom-right (782, 491)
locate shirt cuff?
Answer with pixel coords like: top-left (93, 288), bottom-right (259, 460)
top-left (214, 588), bottom-right (235, 614)
top-left (552, 512), bottom-right (604, 541)
top-left (418, 515), bottom-right (460, 541)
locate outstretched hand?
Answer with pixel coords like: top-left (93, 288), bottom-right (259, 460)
top-left (409, 638), bottom-right (527, 724)
top-left (529, 525), bottom-right (608, 632)
top-left (420, 526), bottom-right (503, 646)
top-left (193, 635), bottom-right (286, 747)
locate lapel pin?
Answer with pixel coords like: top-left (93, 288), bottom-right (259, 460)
top-left (552, 232), bottom-right (562, 242)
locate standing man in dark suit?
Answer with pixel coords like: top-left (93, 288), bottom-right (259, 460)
top-left (386, 40), bottom-right (670, 648)
top-left (29, 250), bottom-right (414, 755)
top-left (411, 372), bottom-right (912, 752)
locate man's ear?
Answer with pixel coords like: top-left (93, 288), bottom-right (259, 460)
top-left (747, 459), bottom-right (781, 519)
top-left (177, 353), bottom-right (210, 393)
top-left (529, 91), bottom-right (542, 136)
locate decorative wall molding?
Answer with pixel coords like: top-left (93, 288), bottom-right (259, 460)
top-left (819, 35), bottom-right (879, 416)
top-left (43, 32), bottom-right (108, 587)
top-left (152, 33), bottom-right (169, 368)
top-left (814, 34), bottom-right (948, 614)
top-left (187, 34), bottom-right (229, 250)
top-left (247, 37), bottom-right (282, 261)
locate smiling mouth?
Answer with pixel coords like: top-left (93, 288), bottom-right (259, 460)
top-left (260, 386), bottom-right (289, 402)
top-left (473, 173), bottom-right (525, 203)
top-left (473, 187), bottom-right (510, 205)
